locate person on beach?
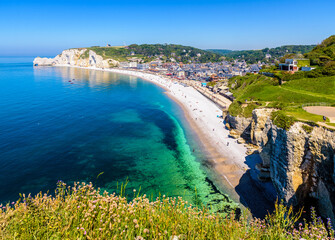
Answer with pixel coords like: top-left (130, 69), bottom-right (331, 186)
top-left (227, 142), bottom-right (229, 146)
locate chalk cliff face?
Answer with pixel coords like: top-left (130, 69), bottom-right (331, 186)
top-left (225, 109), bottom-right (335, 222)
top-left (33, 49), bottom-right (119, 68)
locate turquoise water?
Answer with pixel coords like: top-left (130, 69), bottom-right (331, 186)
top-left (0, 58), bottom-right (236, 211)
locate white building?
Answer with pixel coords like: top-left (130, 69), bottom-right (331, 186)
top-left (129, 62), bottom-right (138, 68)
top-left (119, 62), bottom-right (130, 68)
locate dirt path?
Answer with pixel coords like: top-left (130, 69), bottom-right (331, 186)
top-left (317, 122), bottom-right (335, 130)
top-left (304, 106), bottom-right (335, 123)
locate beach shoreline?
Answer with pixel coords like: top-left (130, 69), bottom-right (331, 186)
top-left (56, 65), bottom-right (274, 216)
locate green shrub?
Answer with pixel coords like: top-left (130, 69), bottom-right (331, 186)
top-left (207, 81), bottom-right (217, 87)
top-left (228, 101), bottom-right (258, 118)
top-left (302, 124), bottom-right (313, 133)
top-left (271, 111), bottom-right (297, 130)
top-left (243, 103), bottom-right (259, 118)
top-left (228, 101), bottom-right (242, 117)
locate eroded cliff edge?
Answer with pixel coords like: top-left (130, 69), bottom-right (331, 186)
top-left (33, 49), bottom-right (119, 68)
top-left (226, 108), bottom-right (335, 221)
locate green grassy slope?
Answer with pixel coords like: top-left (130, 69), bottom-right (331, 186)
top-left (228, 74), bottom-right (335, 123)
top-left (305, 35), bottom-right (335, 65)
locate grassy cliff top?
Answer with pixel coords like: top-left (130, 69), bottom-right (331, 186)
top-left (228, 74), bottom-right (335, 126)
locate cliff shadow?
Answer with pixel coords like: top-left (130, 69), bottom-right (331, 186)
top-left (235, 154), bottom-right (277, 218)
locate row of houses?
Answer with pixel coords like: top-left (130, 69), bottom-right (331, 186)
top-left (118, 60), bottom-right (264, 81)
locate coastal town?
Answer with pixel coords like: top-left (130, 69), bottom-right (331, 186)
top-left (119, 59), bottom-right (263, 80)
top-left (116, 55), bottom-right (313, 110)
top-left (118, 58), bottom-right (265, 107)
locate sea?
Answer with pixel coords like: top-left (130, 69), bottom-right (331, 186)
top-left (0, 57), bottom-right (236, 212)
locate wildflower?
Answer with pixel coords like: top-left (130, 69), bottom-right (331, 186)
top-left (143, 228), bottom-right (149, 233)
top-left (84, 231), bottom-right (87, 235)
top-left (135, 224), bottom-right (139, 228)
top-left (133, 219), bottom-right (138, 224)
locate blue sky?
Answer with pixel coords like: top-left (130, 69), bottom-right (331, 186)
top-left (1, 0), bottom-right (334, 56)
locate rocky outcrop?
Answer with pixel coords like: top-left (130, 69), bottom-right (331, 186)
top-left (225, 114), bottom-right (252, 139)
top-left (225, 108), bottom-right (335, 222)
top-left (250, 108), bottom-right (277, 147)
top-left (33, 49), bottom-right (119, 68)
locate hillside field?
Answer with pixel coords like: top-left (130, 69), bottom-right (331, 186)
top-left (228, 74), bottom-right (335, 126)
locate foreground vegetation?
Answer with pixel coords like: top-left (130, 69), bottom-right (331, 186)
top-left (0, 182), bottom-right (334, 239)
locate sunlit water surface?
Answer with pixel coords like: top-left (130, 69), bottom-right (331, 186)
top-left (0, 58), bottom-right (237, 212)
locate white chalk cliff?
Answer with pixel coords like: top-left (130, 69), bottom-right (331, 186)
top-left (226, 109), bottom-right (335, 223)
top-left (33, 49), bottom-right (119, 68)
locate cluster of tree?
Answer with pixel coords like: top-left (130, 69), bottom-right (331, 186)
top-left (304, 35), bottom-right (335, 65)
top-left (128, 44), bottom-right (222, 63)
top-left (88, 44), bottom-right (223, 63)
top-left (208, 45), bottom-right (315, 64)
top-left (206, 49), bottom-right (232, 55)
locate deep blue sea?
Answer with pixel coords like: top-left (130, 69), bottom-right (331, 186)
top-left (0, 57), bottom-right (236, 211)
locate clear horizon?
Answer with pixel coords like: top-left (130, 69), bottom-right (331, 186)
top-left (1, 0), bottom-right (334, 57)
